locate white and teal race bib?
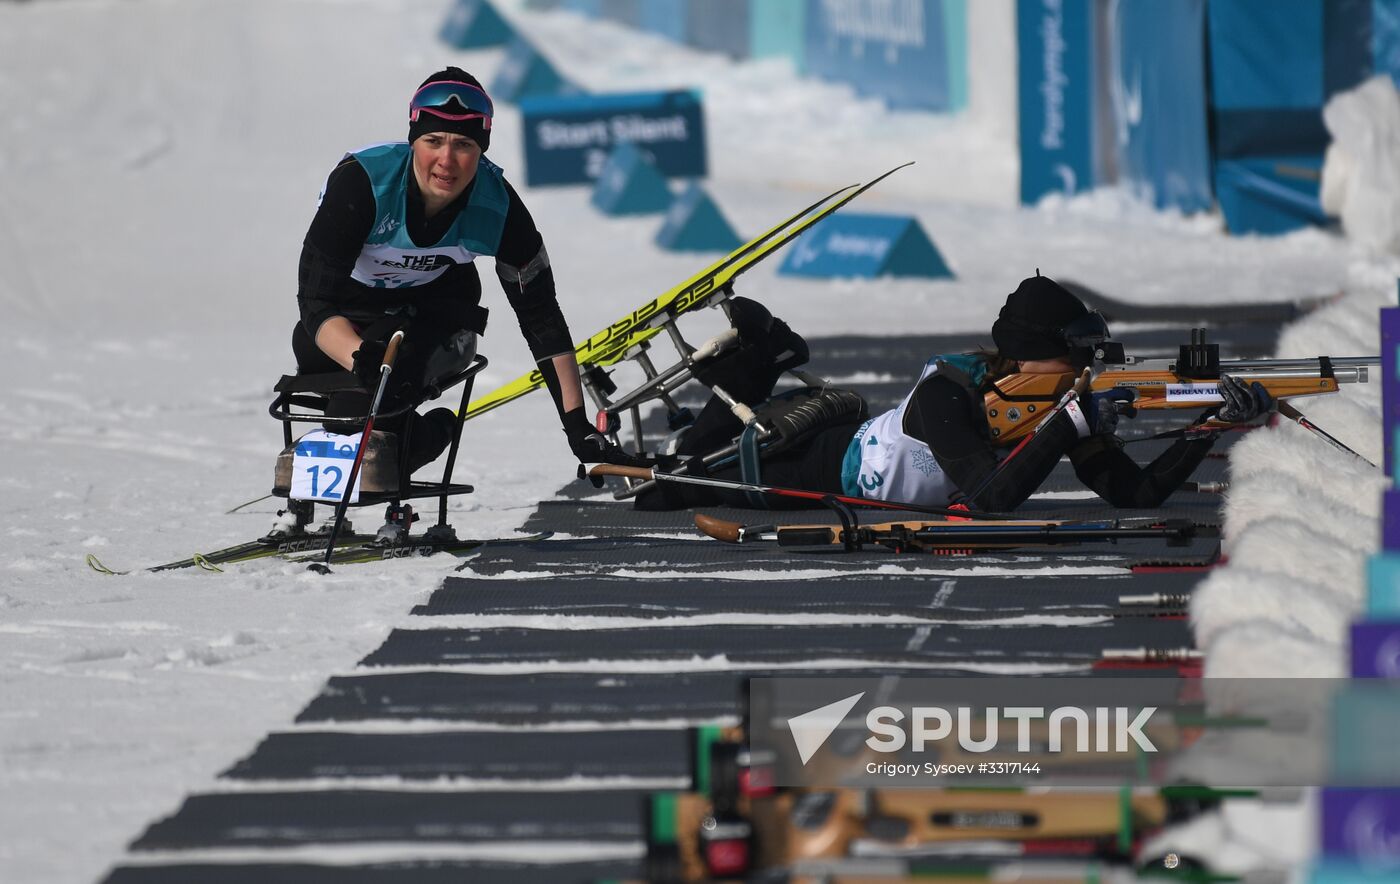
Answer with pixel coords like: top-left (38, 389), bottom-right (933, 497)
top-left (289, 431), bottom-right (363, 503)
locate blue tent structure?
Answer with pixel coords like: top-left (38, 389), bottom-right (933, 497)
top-left (654, 183), bottom-right (743, 252)
top-left (591, 143), bottom-right (674, 215)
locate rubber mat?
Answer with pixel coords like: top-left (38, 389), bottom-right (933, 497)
top-left (415, 572), bottom-right (1201, 621)
top-left (103, 859), bottom-right (639, 884)
top-left (460, 536), bottom-right (1219, 576)
top-left (130, 789), bottom-right (647, 850)
top-left (295, 666), bottom-right (1181, 726)
top-left (296, 671), bottom-right (754, 725)
top-left (360, 619), bottom-right (1194, 669)
top-left (224, 729), bottom-right (690, 782)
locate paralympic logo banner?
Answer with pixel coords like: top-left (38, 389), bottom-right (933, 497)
top-left (1015, 0), bottom-right (1095, 205)
top-left (749, 677), bottom-right (1400, 788)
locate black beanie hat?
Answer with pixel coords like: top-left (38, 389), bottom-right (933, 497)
top-left (408, 67), bottom-right (492, 152)
top-left (991, 273), bottom-right (1090, 360)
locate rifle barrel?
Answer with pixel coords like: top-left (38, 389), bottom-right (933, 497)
top-left (1221, 356), bottom-right (1377, 370)
top-left (1113, 356), bottom-right (1377, 383)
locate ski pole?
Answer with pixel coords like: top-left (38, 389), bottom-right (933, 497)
top-left (225, 493), bottom-right (273, 514)
top-left (311, 331), bottom-right (405, 575)
top-left (1276, 400), bottom-right (1377, 469)
top-left (589, 463), bottom-right (1016, 521)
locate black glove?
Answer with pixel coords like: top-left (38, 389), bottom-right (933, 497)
top-left (1215, 375), bottom-right (1274, 423)
top-left (562, 408), bottom-right (654, 468)
top-left (1080, 387), bottom-right (1137, 437)
top-left (350, 339), bottom-right (389, 390)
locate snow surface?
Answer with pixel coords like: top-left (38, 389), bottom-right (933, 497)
top-left (0, 0), bottom-right (1384, 881)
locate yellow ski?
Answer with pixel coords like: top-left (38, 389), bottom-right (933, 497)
top-left (462, 162), bottom-right (913, 420)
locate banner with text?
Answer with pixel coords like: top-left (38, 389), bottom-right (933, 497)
top-left (519, 90), bottom-right (707, 186)
top-left (750, 676), bottom-right (1400, 788)
top-left (1016, 0), bottom-right (1096, 204)
top-left (803, 0), bottom-right (959, 112)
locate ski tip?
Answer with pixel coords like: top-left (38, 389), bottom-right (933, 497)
top-left (85, 553), bottom-right (119, 576)
top-left (694, 513), bottom-right (741, 543)
top-left (192, 553), bottom-right (224, 573)
top-left (307, 562), bottom-right (333, 575)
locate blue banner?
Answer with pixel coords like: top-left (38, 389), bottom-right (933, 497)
top-left (638, 0), bottom-right (687, 42)
top-left (564, 0), bottom-right (642, 25)
top-left (688, 0), bottom-right (750, 57)
top-left (519, 90), bottom-right (707, 187)
top-left (1016, 0), bottom-right (1095, 204)
top-left (751, 0), bottom-right (806, 64)
top-left (1387, 303), bottom-right (1400, 481)
top-left (1377, 0), bottom-right (1400, 82)
top-left (1108, 0), bottom-right (1212, 214)
top-left (803, 0), bottom-right (954, 111)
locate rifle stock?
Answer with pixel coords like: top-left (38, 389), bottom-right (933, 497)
top-left (985, 354), bottom-right (1377, 444)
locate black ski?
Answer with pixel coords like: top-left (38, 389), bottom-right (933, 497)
top-left (85, 532), bottom-right (381, 575)
top-left (284, 531), bottom-right (553, 566)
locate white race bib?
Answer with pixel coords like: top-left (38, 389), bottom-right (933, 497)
top-left (289, 431), bottom-right (363, 503)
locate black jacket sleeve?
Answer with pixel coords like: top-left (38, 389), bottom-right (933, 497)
top-left (903, 373), bottom-right (1082, 512)
top-left (1068, 433), bottom-right (1216, 507)
top-left (495, 179), bottom-right (574, 363)
top-left (297, 158), bottom-right (376, 337)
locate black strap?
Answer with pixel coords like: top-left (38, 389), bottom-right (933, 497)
top-left (274, 371), bottom-right (361, 394)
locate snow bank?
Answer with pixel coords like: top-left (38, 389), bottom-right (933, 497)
top-left (1321, 75), bottom-right (1400, 257)
top-left (1193, 264), bottom-right (1388, 678)
top-left (1164, 260), bottom-right (1390, 873)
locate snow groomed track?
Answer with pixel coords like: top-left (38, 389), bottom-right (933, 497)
top-left (101, 324), bottom-right (1278, 883)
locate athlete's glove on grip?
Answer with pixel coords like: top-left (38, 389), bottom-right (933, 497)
top-left (351, 340), bottom-right (389, 391)
top-left (1067, 388), bottom-right (1137, 438)
top-left (562, 408), bottom-right (654, 472)
top-left (1215, 374), bottom-right (1273, 423)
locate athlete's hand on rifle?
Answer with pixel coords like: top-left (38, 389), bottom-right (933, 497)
top-left (1215, 374), bottom-right (1274, 423)
top-left (1080, 388), bottom-right (1137, 437)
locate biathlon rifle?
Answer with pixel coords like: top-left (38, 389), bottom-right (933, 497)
top-left (985, 328), bottom-right (1378, 463)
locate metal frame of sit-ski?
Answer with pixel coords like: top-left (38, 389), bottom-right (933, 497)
top-left (576, 284), bottom-right (830, 501)
top-left (267, 355), bottom-right (489, 540)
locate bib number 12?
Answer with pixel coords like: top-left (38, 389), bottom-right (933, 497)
top-left (289, 431), bottom-right (363, 503)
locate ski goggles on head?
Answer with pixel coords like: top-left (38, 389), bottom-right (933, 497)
top-left (409, 81), bottom-right (494, 126)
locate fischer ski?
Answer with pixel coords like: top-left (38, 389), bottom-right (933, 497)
top-left (85, 532), bottom-right (381, 575)
top-left (83, 529), bottom-right (551, 574)
top-left (284, 530), bottom-right (553, 566)
top-left (692, 513), bottom-right (1211, 553)
top-left (463, 163), bottom-right (913, 420)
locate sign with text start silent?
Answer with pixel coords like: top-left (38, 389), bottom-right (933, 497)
top-left (519, 89), bottom-right (707, 187)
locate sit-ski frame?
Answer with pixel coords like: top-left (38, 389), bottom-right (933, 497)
top-left (268, 355), bottom-right (489, 539)
top-left (576, 284), bottom-right (827, 500)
